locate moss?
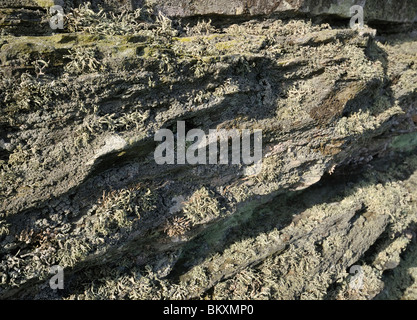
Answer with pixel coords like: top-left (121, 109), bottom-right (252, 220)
top-left (63, 46), bottom-right (102, 74)
top-left (164, 216), bottom-right (191, 238)
top-left (142, 46), bottom-right (158, 59)
top-left (183, 187), bottom-right (222, 225)
top-left (1, 8), bottom-right (417, 300)
top-left (215, 40), bottom-right (239, 52)
top-left (65, 4), bottom-right (147, 36)
top-left (91, 187), bottom-right (155, 236)
top-left (57, 238), bottom-right (91, 267)
top-left (35, 0), bottom-right (55, 7)
top-left (335, 105), bottom-right (403, 136)
top-left (173, 37), bottom-right (193, 43)
top-left (0, 220), bottom-right (10, 238)
top-left (390, 132), bottom-right (417, 152)
top-left (74, 33), bottom-right (103, 44)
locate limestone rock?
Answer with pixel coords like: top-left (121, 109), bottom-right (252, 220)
top-left (148, 0), bottom-right (417, 23)
top-left (0, 2), bottom-right (416, 300)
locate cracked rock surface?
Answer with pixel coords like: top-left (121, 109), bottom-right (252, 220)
top-left (0, 1), bottom-right (417, 300)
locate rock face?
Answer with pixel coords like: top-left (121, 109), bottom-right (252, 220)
top-left (2, 0), bottom-right (417, 21)
top-left (1, 1), bottom-right (416, 36)
top-left (0, 2), bottom-right (417, 300)
top-left (149, 0), bottom-right (417, 23)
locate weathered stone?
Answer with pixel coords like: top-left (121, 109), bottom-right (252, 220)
top-left (148, 0), bottom-right (417, 23)
top-left (0, 0), bottom-right (57, 8)
top-left (0, 2), bottom-right (416, 301)
top-left (1, 0), bottom-right (416, 23)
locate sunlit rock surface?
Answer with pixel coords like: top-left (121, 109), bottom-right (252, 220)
top-left (0, 1), bottom-right (416, 300)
